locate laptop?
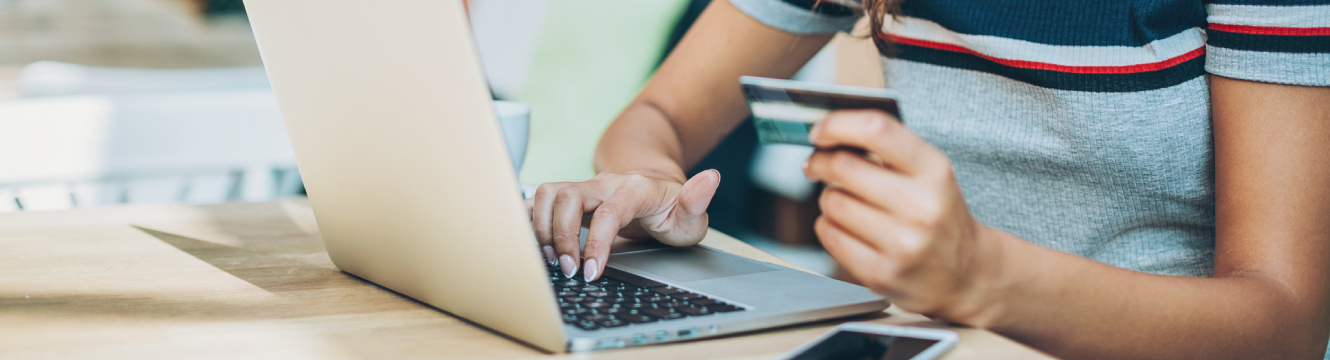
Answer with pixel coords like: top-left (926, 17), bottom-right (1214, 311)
top-left (243, 0), bottom-right (889, 352)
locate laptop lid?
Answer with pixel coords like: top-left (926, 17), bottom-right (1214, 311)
top-left (244, 0), bottom-right (566, 351)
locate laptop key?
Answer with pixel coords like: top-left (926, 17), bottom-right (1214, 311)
top-left (678, 306), bottom-right (714, 316)
top-left (641, 307), bottom-right (685, 320)
top-left (657, 301), bottom-right (687, 308)
top-left (639, 307), bottom-right (670, 317)
top-left (583, 301), bottom-right (612, 309)
top-left (562, 314), bottom-right (579, 323)
top-left (647, 296), bottom-right (674, 304)
top-left (575, 320), bottom-right (600, 331)
top-left (690, 298), bottom-right (717, 306)
top-left (620, 314), bottom-right (658, 324)
top-left (599, 319), bottom-right (629, 328)
top-left (557, 279), bottom-right (583, 287)
top-left (708, 304), bottom-right (743, 312)
top-left (580, 313), bottom-right (612, 322)
top-left (652, 287), bottom-right (683, 295)
top-left (671, 292), bottom-right (702, 301)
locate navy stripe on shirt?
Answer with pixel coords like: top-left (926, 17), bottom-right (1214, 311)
top-left (901, 0), bottom-right (1207, 46)
top-left (1208, 31), bottom-right (1330, 53)
top-left (893, 42), bottom-right (1208, 92)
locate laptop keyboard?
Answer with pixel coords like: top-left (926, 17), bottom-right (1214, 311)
top-left (546, 264), bottom-right (746, 331)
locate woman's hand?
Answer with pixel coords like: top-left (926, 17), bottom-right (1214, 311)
top-left (803, 109), bottom-right (1003, 325)
top-left (525, 170), bottom-right (721, 282)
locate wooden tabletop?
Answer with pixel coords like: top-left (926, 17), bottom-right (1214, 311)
top-left (0, 199), bottom-right (1050, 359)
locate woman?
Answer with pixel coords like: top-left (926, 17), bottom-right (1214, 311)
top-left (525, 0), bottom-right (1330, 358)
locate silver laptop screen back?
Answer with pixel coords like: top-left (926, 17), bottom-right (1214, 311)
top-left (244, 0), bottom-right (565, 351)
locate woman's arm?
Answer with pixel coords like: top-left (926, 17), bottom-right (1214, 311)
top-left (530, 0), bottom-right (835, 280)
top-left (803, 76), bottom-right (1330, 359)
top-left (595, 0), bottom-right (834, 178)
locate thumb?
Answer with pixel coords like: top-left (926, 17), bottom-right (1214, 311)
top-left (678, 169), bottom-right (720, 217)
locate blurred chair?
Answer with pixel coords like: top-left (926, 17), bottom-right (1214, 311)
top-left (0, 62), bottom-right (297, 212)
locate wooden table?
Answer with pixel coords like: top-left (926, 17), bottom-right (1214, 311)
top-left (0, 199), bottom-right (1050, 359)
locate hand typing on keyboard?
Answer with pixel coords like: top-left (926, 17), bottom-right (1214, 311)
top-left (525, 170), bottom-right (722, 282)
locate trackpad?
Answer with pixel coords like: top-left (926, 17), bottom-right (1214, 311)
top-left (610, 247), bottom-right (778, 282)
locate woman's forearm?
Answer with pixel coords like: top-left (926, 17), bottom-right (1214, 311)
top-left (977, 228), bottom-right (1327, 360)
top-left (594, 100), bottom-right (690, 183)
top-left (592, 0), bottom-right (833, 182)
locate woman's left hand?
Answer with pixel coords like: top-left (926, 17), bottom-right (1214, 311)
top-left (803, 109), bottom-right (1004, 326)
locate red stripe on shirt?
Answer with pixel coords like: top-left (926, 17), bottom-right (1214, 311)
top-left (882, 35), bottom-right (1206, 74)
top-left (1208, 23), bottom-right (1330, 36)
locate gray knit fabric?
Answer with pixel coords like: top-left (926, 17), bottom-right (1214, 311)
top-left (884, 59), bottom-right (1216, 277)
top-left (1207, 45), bottom-right (1330, 87)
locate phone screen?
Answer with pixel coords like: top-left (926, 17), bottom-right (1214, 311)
top-left (787, 330), bottom-right (941, 360)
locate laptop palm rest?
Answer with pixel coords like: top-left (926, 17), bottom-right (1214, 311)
top-left (609, 247), bottom-right (779, 283)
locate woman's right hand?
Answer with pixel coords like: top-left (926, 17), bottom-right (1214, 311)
top-left (525, 169), bottom-right (721, 282)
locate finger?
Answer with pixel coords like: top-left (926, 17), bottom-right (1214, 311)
top-left (551, 185), bottom-right (602, 278)
top-left (804, 149), bottom-right (918, 213)
top-left (814, 216), bottom-right (894, 292)
top-left (809, 109), bottom-right (942, 176)
top-left (819, 188), bottom-right (916, 255)
top-left (582, 190), bottom-right (644, 282)
top-left (531, 183), bottom-right (572, 264)
top-left (813, 188), bottom-right (931, 263)
top-left (656, 169), bottom-right (720, 246)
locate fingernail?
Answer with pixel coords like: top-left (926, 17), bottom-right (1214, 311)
top-left (808, 124), bottom-right (821, 142)
top-left (542, 246), bottom-right (556, 265)
top-left (559, 254), bottom-right (577, 278)
top-left (802, 158), bottom-right (809, 171)
top-left (584, 258), bottom-right (598, 282)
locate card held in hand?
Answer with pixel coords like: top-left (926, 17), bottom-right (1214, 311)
top-left (741, 76), bottom-right (901, 146)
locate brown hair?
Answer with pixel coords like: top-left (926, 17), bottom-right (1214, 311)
top-left (861, 0), bottom-right (905, 56)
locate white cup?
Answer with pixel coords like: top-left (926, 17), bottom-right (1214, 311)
top-left (493, 100), bottom-right (530, 177)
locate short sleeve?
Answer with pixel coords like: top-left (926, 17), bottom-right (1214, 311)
top-left (1204, 0), bottom-right (1330, 86)
top-left (728, 0), bottom-right (862, 35)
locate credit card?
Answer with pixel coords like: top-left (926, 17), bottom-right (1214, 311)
top-left (740, 76), bottom-right (901, 146)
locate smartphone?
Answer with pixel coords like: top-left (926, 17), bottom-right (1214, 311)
top-left (779, 323), bottom-right (959, 360)
top-left (740, 76), bottom-right (901, 146)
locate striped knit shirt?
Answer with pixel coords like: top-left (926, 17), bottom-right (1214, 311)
top-left (729, 0), bottom-right (1330, 355)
